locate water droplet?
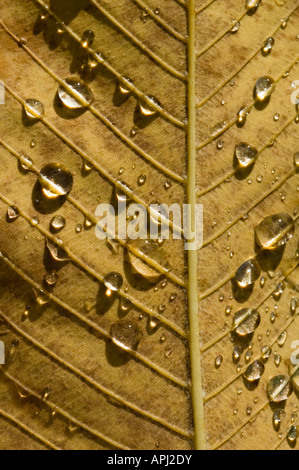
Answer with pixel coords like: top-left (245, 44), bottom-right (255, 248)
top-left (217, 140), bottom-right (224, 150)
top-left (243, 360), bottom-right (265, 382)
top-left (120, 297), bottom-right (132, 313)
top-left (261, 345), bottom-right (272, 361)
top-left (24, 99), bottom-right (44, 120)
top-left (245, 0), bottom-right (261, 11)
top-left (237, 106), bottom-right (249, 126)
top-left (230, 21), bottom-right (240, 33)
top-left (211, 121), bottom-right (227, 138)
top-left (7, 206), bottom-right (20, 222)
top-left (50, 215), bottom-right (66, 232)
top-left (273, 113), bottom-right (280, 122)
top-left (58, 78), bottom-right (94, 109)
top-left (75, 223), bottom-right (83, 234)
top-left (30, 139), bottom-right (37, 149)
top-left (290, 298), bottom-right (297, 314)
top-left (235, 259), bottom-right (261, 287)
top-left (215, 355), bottom-right (223, 368)
top-left (110, 320), bottom-right (142, 351)
top-left (281, 17), bottom-right (289, 29)
top-left (103, 272), bottom-right (123, 296)
top-left (267, 375), bottom-right (293, 403)
top-left (127, 240), bottom-right (170, 283)
top-left (255, 213), bottom-right (295, 249)
top-left (138, 174), bottom-right (147, 186)
top-left (44, 272), bottom-right (59, 287)
top-left (294, 152), bottom-right (299, 170)
top-left (33, 289), bottom-right (50, 306)
top-left (83, 160), bottom-right (93, 174)
top-left (19, 155), bottom-right (33, 172)
top-left (233, 308), bottom-right (261, 336)
top-left (169, 293), bottom-right (177, 302)
top-left (43, 387), bottom-right (51, 400)
top-left (277, 331), bottom-right (287, 347)
top-left (235, 143), bottom-right (258, 168)
top-left (46, 238), bottom-right (69, 262)
top-left (262, 37), bottom-right (275, 55)
top-left (233, 346), bottom-right (242, 362)
top-left (273, 410), bottom-right (284, 430)
top-left (116, 180), bottom-right (133, 203)
top-left (119, 77), bottom-right (132, 95)
top-left (274, 353), bottom-right (282, 367)
top-left (81, 30), bottom-right (95, 48)
top-left (39, 163), bottom-right (73, 199)
top-left (287, 426), bottom-right (297, 445)
top-left (254, 76), bottom-right (275, 102)
top-left (139, 95), bottom-right (162, 116)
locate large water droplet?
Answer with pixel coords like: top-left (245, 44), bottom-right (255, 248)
top-left (243, 360), bottom-right (265, 382)
top-left (103, 272), bottom-right (123, 296)
top-left (233, 308), bottom-right (261, 336)
top-left (24, 99), bottom-right (44, 120)
top-left (39, 163), bottom-right (73, 199)
top-left (267, 375), bottom-right (293, 403)
top-left (110, 320), bottom-right (142, 351)
top-left (254, 76), bottom-right (275, 102)
top-left (255, 213), bottom-right (295, 249)
top-left (58, 78), bottom-right (94, 109)
top-left (235, 259), bottom-right (261, 287)
top-left (235, 143), bottom-right (258, 168)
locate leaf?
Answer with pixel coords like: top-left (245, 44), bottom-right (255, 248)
top-left (0, 0), bottom-right (298, 451)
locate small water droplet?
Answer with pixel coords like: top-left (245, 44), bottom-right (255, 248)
top-left (44, 272), bottom-right (58, 287)
top-left (254, 76), bottom-right (275, 102)
top-left (233, 308), bottom-right (261, 336)
top-left (237, 106), bottom-right (249, 126)
top-left (233, 346), bottom-right (242, 362)
top-left (215, 355), bottom-right (223, 368)
top-left (39, 163), bottom-right (73, 199)
top-left (46, 238), bottom-right (69, 262)
top-left (43, 387), bottom-right (51, 400)
top-left (110, 320), bottom-right (142, 351)
top-left (262, 37), bottom-right (275, 55)
top-left (281, 17), bottom-right (289, 29)
top-left (81, 30), bottom-right (95, 49)
top-left (24, 99), bottom-right (44, 120)
top-left (235, 143), bottom-right (258, 168)
top-left (230, 21), bottom-right (240, 33)
top-left (50, 215), bottom-right (66, 232)
top-left (255, 213), bottom-right (295, 249)
top-left (274, 353), bottom-right (282, 367)
top-left (7, 206), bottom-right (20, 222)
top-left (287, 425), bottom-right (297, 445)
top-left (33, 289), bottom-right (50, 306)
top-left (277, 331), bottom-right (287, 347)
top-left (19, 155), bottom-right (33, 172)
top-left (58, 78), bottom-right (94, 109)
top-left (137, 174), bottom-right (147, 186)
top-left (103, 272), bottom-right (123, 296)
top-left (119, 77), bottom-right (132, 95)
